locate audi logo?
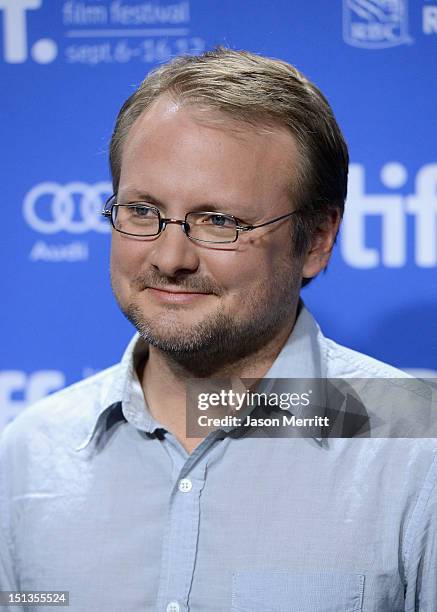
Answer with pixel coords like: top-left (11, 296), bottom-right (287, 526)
top-left (23, 181), bottom-right (112, 234)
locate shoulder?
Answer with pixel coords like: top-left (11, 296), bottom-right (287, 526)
top-left (321, 335), bottom-right (410, 379)
top-left (295, 304), bottom-right (410, 380)
top-left (0, 364), bottom-right (120, 459)
top-left (320, 334), bottom-right (437, 441)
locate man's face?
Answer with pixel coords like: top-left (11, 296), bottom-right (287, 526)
top-left (110, 95), bottom-right (309, 372)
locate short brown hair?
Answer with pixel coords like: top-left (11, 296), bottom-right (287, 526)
top-left (109, 47), bottom-right (348, 274)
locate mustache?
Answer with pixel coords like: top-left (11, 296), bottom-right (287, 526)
top-left (133, 270), bottom-right (223, 296)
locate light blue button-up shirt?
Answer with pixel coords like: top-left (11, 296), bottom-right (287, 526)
top-left (1, 305), bottom-right (436, 611)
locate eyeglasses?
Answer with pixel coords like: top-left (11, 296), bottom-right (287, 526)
top-left (102, 195), bottom-right (300, 245)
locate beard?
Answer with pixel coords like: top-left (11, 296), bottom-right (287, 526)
top-left (112, 260), bottom-right (302, 377)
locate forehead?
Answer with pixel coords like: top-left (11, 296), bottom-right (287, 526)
top-left (119, 95), bottom-right (300, 213)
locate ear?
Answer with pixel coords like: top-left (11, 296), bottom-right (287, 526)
top-left (302, 209), bottom-right (341, 279)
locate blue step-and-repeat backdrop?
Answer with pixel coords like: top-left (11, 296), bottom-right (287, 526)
top-left (1, 0), bottom-right (436, 431)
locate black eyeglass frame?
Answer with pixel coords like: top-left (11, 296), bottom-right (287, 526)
top-left (102, 194), bottom-right (301, 244)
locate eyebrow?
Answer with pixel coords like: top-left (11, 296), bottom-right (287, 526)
top-left (118, 190), bottom-right (243, 217)
top-left (119, 191), bottom-right (165, 207)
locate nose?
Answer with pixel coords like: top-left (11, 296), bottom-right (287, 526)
top-left (148, 220), bottom-right (200, 277)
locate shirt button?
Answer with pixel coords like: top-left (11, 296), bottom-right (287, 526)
top-left (178, 478), bottom-right (192, 493)
top-left (166, 602), bottom-right (180, 612)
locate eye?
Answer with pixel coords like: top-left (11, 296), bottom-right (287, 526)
top-left (130, 204), bottom-right (154, 217)
top-left (203, 214), bottom-right (234, 227)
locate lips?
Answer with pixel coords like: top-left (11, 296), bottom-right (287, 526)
top-left (148, 286), bottom-right (207, 295)
top-left (146, 286), bottom-right (210, 304)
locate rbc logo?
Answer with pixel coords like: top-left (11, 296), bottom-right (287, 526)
top-left (341, 163), bottom-right (437, 268)
top-left (0, 0), bottom-right (57, 63)
top-left (343, 0), bottom-right (410, 49)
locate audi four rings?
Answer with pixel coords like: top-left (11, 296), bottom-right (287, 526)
top-left (23, 182), bottom-right (112, 234)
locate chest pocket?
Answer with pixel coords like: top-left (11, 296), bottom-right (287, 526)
top-left (231, 570), bottom-right (365, 612)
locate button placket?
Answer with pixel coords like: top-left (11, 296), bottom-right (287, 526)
top-left (156, 462), bottom-right (207, 611)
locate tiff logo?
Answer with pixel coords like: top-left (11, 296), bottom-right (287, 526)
top-left (0, 0), bottom-right (57, 63)
top-left (423, 5), bottom-right (437, 34)
top-left (0, 370), bottom-right (65, 431)
top-left (342, 163), bottom-right (437, 268)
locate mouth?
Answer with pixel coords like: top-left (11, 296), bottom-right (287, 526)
top-left (146, 286), bottom-right (211, 304)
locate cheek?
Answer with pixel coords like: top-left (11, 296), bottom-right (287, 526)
top-left (235, 242), bottom-right (301, 298)
top-left (214, 250), bottom-right (273, 297)
top-left (110, 234), bottom-right (142, 292)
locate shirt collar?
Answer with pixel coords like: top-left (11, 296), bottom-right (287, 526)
top-left (75, 301), bottom-right (327, 452)
top-left (75, 333), bottom-right (160, 451)
top-left (264, 302), bottom-right (326, 380)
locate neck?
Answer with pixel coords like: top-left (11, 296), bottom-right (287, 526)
top-left (139, 305), bottom-right (299, 447)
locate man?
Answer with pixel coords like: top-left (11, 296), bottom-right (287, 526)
top-left (1, 48), bottom-right (436, 611)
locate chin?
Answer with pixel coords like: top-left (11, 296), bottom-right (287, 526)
top-left (124, 304), bottom-right (208, 348)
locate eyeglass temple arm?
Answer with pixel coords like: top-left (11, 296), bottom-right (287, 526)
top-left (236, 211), bottom-right (298, 232)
